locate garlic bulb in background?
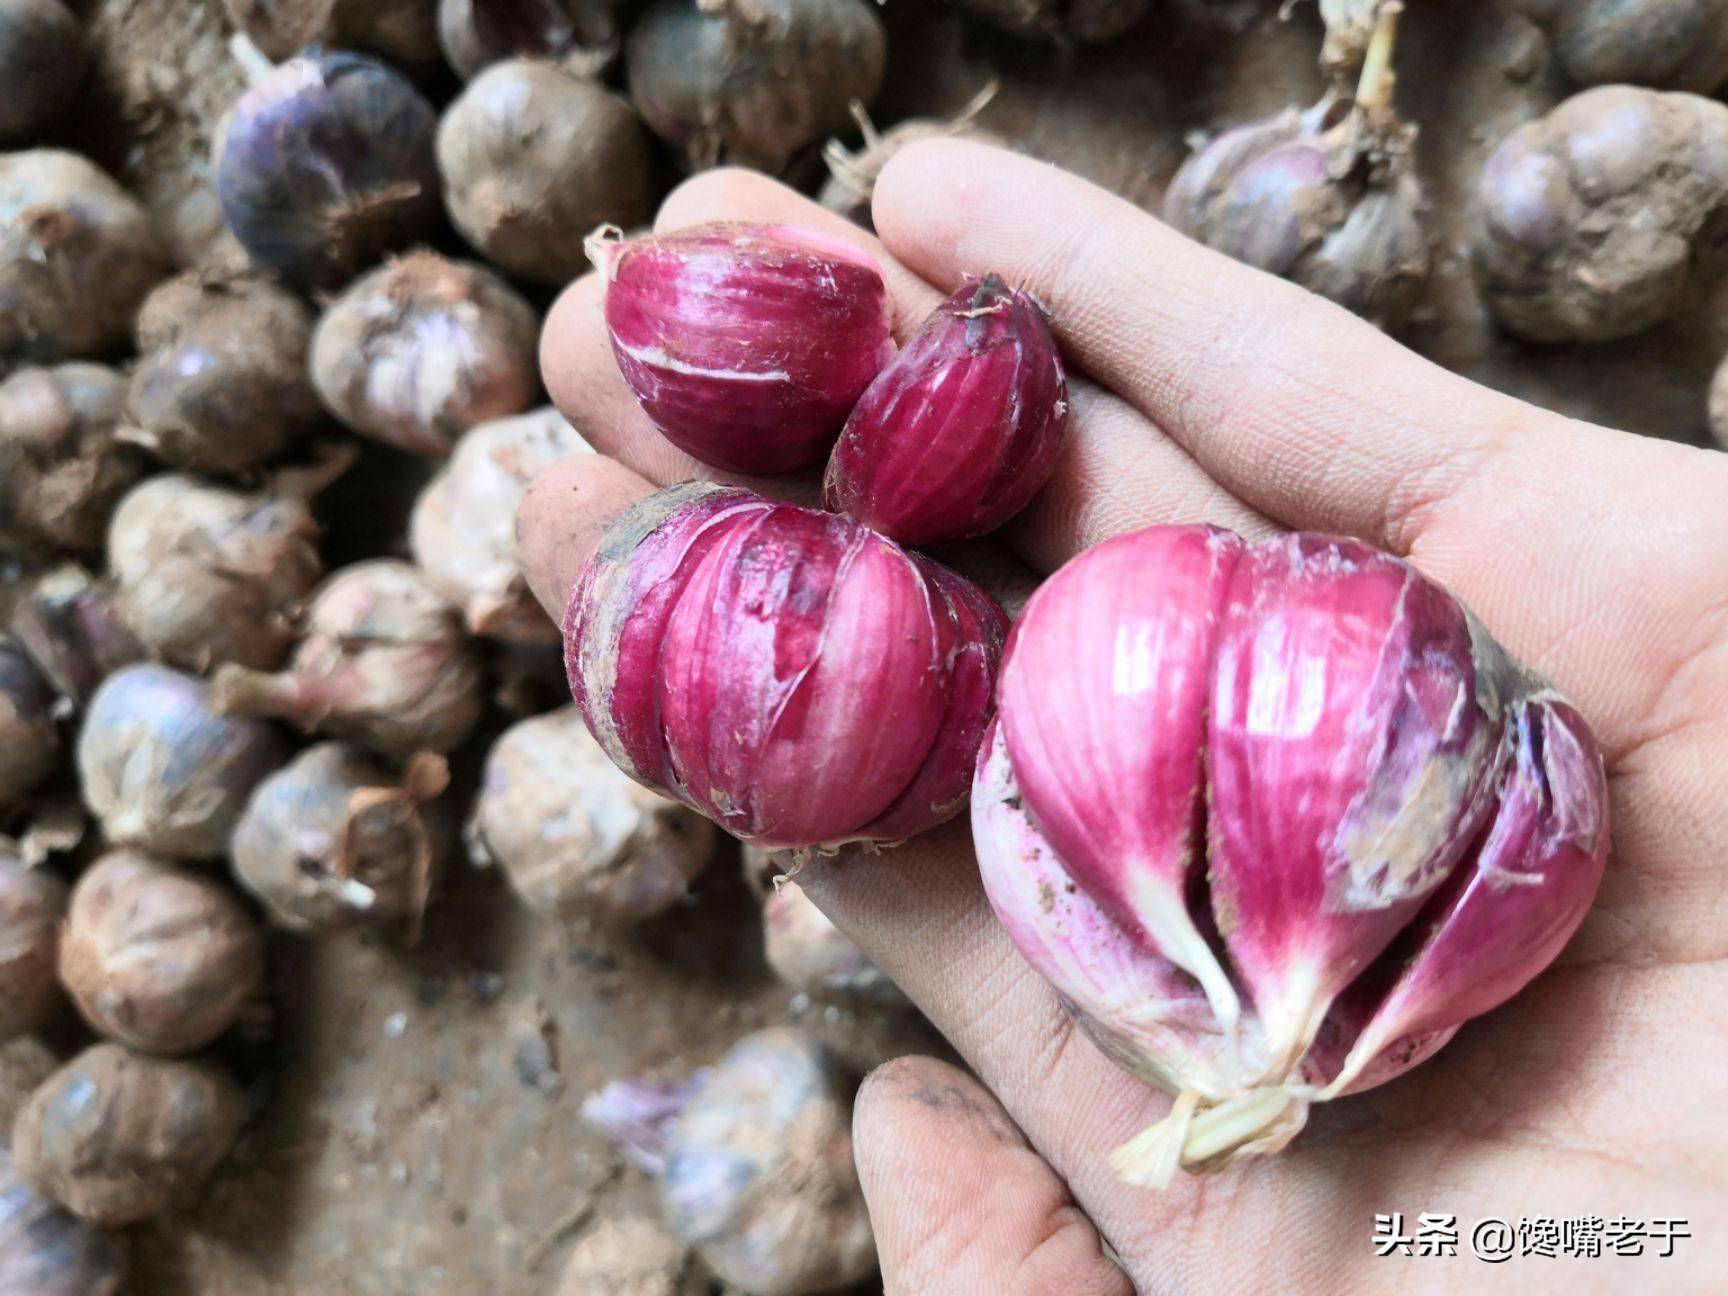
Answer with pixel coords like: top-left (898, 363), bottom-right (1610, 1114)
top-left (124, 270), bottom-right (322, 477)
top-left (11, 1043), bottom-right (245, 1225)
top-left (0, 849), bottom-right (65, 1041)
top-left (107, 465), bottom-right (339, 673)
top-left (0, 639), bottom-right (59, 818)
top-left (0, 363), bottom-right (141, 559)
top-left (467, 707), bottom-right (713, 924)
top-left (77, 663), bottom-right (287, 861)
top-left (231, 742), bottom-right (449, 934)
top-left (0, 1145), bottom-right (127, 1296)
top-left (410, 407), bottom-right (591, 642)
top-left (310, 251), bottom-right (540, 457)
top-left (213, 560), bottom-right (484, 758)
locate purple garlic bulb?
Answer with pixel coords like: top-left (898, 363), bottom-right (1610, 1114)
top-left (565, 483), bottom-right (1007, 850)
top-left (823, 274), bottom-right (1068, 548)
top-left (77, 663), bottom-right (288, 860)
top-left (1164, 101), bottom-right (1430, 333)
top-left (215, 50), bottom-right (440, 289)
top-left (972, 524), bottom-right (1610, 1185)
top-left (1473, 84), bottom-right (1728, 344)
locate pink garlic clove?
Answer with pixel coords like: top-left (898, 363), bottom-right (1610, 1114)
top-left (565, 482), bottom-right (1006, 850)
top-left (1323, 695), bottom-right (1610, 1095)
top-left (1208, 533), bottom-right (1511, 1076)
top-left (1000, 525), bottom-right (1246, 1029)
top-left (822, 274), bottom-right (1068, 547)
top-left (589, 222), bottom-right (895, 475)
top-left (971, 522), bottom-right (1607, 1185)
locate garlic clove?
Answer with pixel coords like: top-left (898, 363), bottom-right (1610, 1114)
top-left (1207, 534), bottom-right (1510, 1077)
top-left (1324, 695), bottom-right (1610, 1096)
top-left (1000, 525), bottom-right (1246, 1030)
top-left (590, 222), bottom-right (895, 474)
top-left (823, 274), bottom-right (1069, 548)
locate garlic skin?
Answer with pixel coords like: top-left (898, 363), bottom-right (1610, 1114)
top-left (222, 0), bottom-right (442, 77)
top-left (11, 1043), bottom-right (244, 1225)
top-left (973, 524), bottom-right (1610, 1184)
top-left (657, 1028), bottom-right (875, 1295)
top-left (590, 223), bottom-right (895, 474)
top-left (1165, 100), bottom-right (1430, 333)
top-left (0, 639), bottom-right (59, 817)
top-left (566, 483), bottom-right (1007, 850)
top-left (626, 0), bottom-right (886, 174)
top-left (439, 0), bottom-right (629, 80)
top-left (0, 362), bottom-right (142, 559)
top-left (436, 59), bottom-right (658, 287)
top-left (214, 51), bottom-right (440, 290)
top-left (231, 741), bottom-right (449, 934)
top-left (823, 274), bottom-right (1068, 548)
top-left (818, 92), bottom-right (1004, 232)
top-left (1473, 85), bottom-right (1728, 343)
top-left (943, 0), bottom-right (1151, 42)
top-left (0, 850), bottom-right (65, 1041)
top-left (8, 562), bottom-right (143, 706)
top-left (107, 473), bottom-right (324, 673)
top-left (467, 707), bottom-right (714, 924)
top-left (0, 151), bottom-right (169, 372)
top-left (59, 851), bottom-right (265, 1055)
top-left (124, 270), bottom-right (321, 477)
top-left (1549, 0), bottom-right (1728, 95)
top-left (212, 560), bottom-right (485, 757)
top-left (77, 664), bottom-right (288, 861)
top-left (409, 407), bottom-right (592, 642)
top-left (311, 251), bottom-right (541, 457)
top-left (0, 0), bottom-right (87, 146)
top-left (0, 1146), bottom-right (127, 1296)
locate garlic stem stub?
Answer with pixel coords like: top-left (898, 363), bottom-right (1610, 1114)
top-left (972, 523), bottom-right (1610, 1186)
top-left (565, 482), bottom-right (1007, 851)
top-left (588, 222), bottom-right (895, 475)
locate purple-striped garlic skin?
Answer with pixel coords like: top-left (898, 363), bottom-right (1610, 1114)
top-left (590, 223), bottom-right (894, 475)
top-left (823, 274), bottom-right (1068, 548)
top-left (972, 523), bottom-right (1610, 1186)
top-left (565, 482), bottom-right (1006, 850)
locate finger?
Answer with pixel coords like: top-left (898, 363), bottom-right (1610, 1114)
top-left (643, 167), bottom-right (1267, 562)
top-left (871, 138), bottom-right (1550, 550)
top-left (516, 452), bottom-right (653, 621)
top-left (853, 1056), bottom-right (1131, 1296)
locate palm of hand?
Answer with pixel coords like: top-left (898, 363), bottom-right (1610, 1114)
top-left (521, 141), bottom-right (1728, 1293)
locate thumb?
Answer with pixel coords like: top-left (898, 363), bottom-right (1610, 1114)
top-left (853, 1056), bottom-right (1132, 1296)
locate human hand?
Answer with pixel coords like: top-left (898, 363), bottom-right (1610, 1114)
top-left (521, 141), bottom-right (1728, 1294)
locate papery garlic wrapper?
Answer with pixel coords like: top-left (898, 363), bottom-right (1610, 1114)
top-left (565, 483), bottom-right (1006, 850)
top-left (972, 524), bottom-right (1609, 1186)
